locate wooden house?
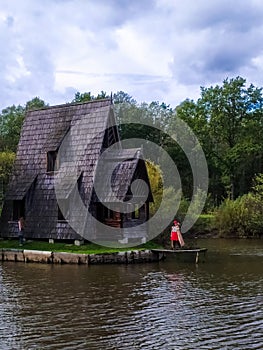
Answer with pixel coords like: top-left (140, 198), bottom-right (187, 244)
top-left (0, 99), bottom-right (153, 244)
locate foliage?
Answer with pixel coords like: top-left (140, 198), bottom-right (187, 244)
top-left (115, 98), bottom-right (174, 153)
top-left (0, 97), bottom-right (48, 152)
top-left (170, 77), bottom-right (263, 203)
top-left (72, 91), bottom-right (109, 103)
top-left (252, 173), bottom-right (263, 198)
top-left (191, 214), bottom-right (216, 236)
top-left (25, 97), bottom-right (47, 111)
top-left (113, 91), bottom-right (137, 105)
top-left (214, 186), bottom-right (263, 238)
top-left (146, 160), bottom-right (163, 216)
top-left (178, 188), bottom-right (208, 223)
top-left (0, 104), bottom-right (25, 152)
top-left (0, 151), bottom-right (15, 203)
top-left (0, 151), bottom-right (16, 180)
top-left (146, 160), bottom-right (183, 221)
top-left (199, 76), bottom-right (263, 199)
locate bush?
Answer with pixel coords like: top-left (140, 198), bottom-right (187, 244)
top-left (214, 193), bottom-right (263, 237)
top-left (191, 214), bottom-right (216, 235)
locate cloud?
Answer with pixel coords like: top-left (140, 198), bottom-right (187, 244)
top-left (159, 0), bottom-right (263, 86)
top-left (1, 0), bottom-right (263, 110)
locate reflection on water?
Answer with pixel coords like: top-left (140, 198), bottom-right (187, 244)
top-left (0, 239), bottom-right (262, 349)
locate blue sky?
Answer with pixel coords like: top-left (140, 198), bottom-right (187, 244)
top-left (1, 0), bottom-right (263, 110)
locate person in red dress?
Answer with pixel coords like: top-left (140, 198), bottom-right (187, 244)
top-left (170, 220), bottom-right (184, 249)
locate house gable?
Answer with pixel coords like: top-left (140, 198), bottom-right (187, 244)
top-left (0, 99), bottom-right (113, 239)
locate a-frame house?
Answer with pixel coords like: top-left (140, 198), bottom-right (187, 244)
top-left (0, 99), bottom-right (153, 244)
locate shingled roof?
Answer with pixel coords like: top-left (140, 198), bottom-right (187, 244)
top-left (6, 98), bottom-right (114, 201)
top-left (5, 174), bottom-right (37, 200)
top-left (95, 148), bottom-right (153, 203)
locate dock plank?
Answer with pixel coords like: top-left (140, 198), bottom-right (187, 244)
top-left (151, 248), bottom-right (207, 263)
top-left (151, 248), bottom-right (207, 253)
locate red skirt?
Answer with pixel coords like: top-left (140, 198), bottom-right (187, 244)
top-left (171, 231), bottom-right (178, 241)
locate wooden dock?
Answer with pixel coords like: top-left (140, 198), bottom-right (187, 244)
top-left (151, 248), bottom-right (207, 264)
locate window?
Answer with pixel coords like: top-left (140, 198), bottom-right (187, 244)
top-left (126, 203), bottom-right (134, 220)
top-left (13, 199), bottom-right (25, 220)
top-left (132, 204), bottom-right (140, 219)
top-left (96, 203), bottom-right (115, 223)
top-left (47, 151), bottom-right (58, 172)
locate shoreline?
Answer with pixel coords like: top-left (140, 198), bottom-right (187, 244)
top-left (0, 248), bottom-right (164, 265)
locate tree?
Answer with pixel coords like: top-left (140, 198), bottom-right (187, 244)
top-left (113, 91), bottom-right (137, 105)
top-left (199, 76), bottom-right (263, 199)
top-left (72, 92), bottom-right (93, 103)
top-left (72, 91), bottom-right (110, 103)
top-left (117, 99), bottom-right (174, 156)
top-left (168, 99), bottom-right (209, 201)
top-left (0, 104), bottom-right (25, 152)
top-left (0, 97), bottom-right (48, 152)
top-left (214, 173), bottom-right (263, 238)
top-left (0, 151), bottom-right (16, 205)
top-left (25, 97), bottom-right (47, 111)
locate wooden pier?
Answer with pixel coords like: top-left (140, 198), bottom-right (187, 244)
top-left (151, 248), bottom-right (207, 264)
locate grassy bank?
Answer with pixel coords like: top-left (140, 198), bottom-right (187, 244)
top-left (191, 214), bottom-right (217, 236)
top-left (0, 239), bottom-right (162, 254)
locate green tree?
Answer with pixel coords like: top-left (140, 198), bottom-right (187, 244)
top-left (0, 97), bottom-right (48, 152)
top-left (0, 104), bottom-right (25, 152)
top-left (199, 76), bottom-right (263, 199)
top-left (25, 96), bottom-right (47, 111)
top-left (72, 91), bottom-right (93, 103)
top-left (113, 91), bottom-right (137, 105)
top-left (117, 99), bottom-right (174, 159)
top-left (168, 99), bottom-right (204, 200)
top-left (0, 151), bottom-right (16, 204)
top-left (72, 91), bottom-right (110, 103)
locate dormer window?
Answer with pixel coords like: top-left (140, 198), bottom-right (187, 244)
top-left (47, 151), bottom-right (58, 172)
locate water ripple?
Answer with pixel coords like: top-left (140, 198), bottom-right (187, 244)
top-left (0, 240), bottom-right (263, 349)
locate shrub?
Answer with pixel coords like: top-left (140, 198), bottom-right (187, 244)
top-left (191, 214), bottom-right (215, 235)
top-left (214, 193), bottom-right (263, 237)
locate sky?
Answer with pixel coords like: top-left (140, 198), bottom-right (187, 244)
top-left (1, 0), bottom-right (263, 110)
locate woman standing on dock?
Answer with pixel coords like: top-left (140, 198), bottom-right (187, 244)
top-left (170, 220), bottom-right (185, 249)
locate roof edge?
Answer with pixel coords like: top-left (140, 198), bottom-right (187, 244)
top-left (26, 98), bottom-right (112, 113)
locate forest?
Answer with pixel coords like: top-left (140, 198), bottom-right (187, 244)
top-left (1, 76), bottom-right (263, 238)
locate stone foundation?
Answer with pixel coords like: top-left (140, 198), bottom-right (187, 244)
top-left (0, 249), bottom-right (161, 265)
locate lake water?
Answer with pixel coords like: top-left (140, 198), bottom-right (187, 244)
top-left (0, 239), bottom-right (262, 349)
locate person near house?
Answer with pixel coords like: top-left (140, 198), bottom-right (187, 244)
top-left (18, 216), bottom-right (25, 246)
top-left (170, 219), bottom-right (185, 249)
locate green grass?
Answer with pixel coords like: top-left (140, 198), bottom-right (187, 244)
top-left (0, 239), bottom-right (162, 254)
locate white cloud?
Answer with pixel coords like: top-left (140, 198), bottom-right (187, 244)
top-left (1, 0), bottom-right (263, 110)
